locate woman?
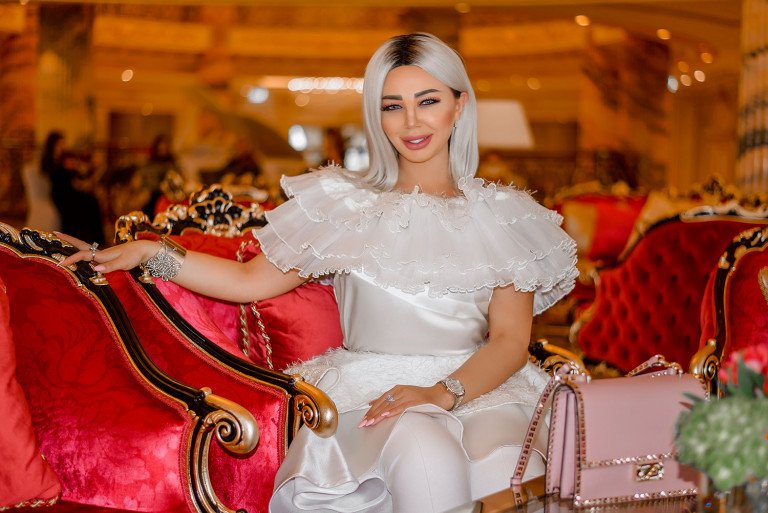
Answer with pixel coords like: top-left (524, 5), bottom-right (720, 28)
top-left (60, 33), bottom-right (577, 513)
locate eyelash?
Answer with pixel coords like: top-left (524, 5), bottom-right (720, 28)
top-left (380, 97), bottom-right (441, 112)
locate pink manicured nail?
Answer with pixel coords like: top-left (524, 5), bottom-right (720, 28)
top-left (94, 265), bottom-right (105, 272)
top-left (381, 411), bottom-right (390, 417)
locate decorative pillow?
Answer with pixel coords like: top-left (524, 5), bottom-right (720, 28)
top-left (0, 275), bottom-right (61, 508)
top-left (147, 231), bottom-right (343, 370)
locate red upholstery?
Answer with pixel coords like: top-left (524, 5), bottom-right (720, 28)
top-left (555, 194), bottom-right (647, 263)
top-left (575, 218), bottom-right (768, 373)
top-left (108, 272), bottom-right (288, 512)
top-left (145, 231), bottom-right (343, 370)
top-left (0, 249), bottom-right (190, 512)
top-left (0, 276), bottom-right (61, 509)
top-left (699, 233), bottom-right (768, 360)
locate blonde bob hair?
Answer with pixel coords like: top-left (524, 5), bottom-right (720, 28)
top-left (359, 32), bottom-right (478, 191)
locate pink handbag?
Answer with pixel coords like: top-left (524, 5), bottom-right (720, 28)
top-left (512, 356), bottom-right (708, 508)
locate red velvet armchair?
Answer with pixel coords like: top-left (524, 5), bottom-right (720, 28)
top-left (570, 205), bottom-right (768, 374)
top-left (694, 225), bottom-right (768, 393)
top-left (0, 197), bottom-right (337, 513)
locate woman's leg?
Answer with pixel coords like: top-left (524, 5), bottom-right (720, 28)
top-left (377, 412), bottom-right (471, 513)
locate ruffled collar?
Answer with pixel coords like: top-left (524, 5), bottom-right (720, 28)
top-left (257, 166), bottom-right (577, 314)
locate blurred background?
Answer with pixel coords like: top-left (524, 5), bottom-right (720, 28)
top-left (0, 0), bottom-right (751, 240)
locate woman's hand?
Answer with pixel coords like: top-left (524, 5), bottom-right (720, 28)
top-left (359, 383), bottom-right (455, 428)
top-left (56, 232), bottom-right (159, 273)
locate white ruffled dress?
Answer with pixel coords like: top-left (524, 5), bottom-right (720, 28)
top-left (254, 167), bottom-right (578, 513)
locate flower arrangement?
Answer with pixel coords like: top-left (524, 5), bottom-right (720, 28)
top-left (676, 342), bottom-right (768, 491)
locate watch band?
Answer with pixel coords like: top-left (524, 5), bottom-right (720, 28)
top-left (438, 377), bottom-right (465, 411)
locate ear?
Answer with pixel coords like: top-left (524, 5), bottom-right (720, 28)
top-left (454, 91), bottom-right (469, 123)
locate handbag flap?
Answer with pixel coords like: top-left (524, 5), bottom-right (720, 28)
top-left (570, 373), bottom-right (706, 466)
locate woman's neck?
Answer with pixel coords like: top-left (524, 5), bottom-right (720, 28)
top-left (394, 156), bottom-right (459, 197)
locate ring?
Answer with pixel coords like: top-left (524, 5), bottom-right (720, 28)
top-left (89, 242), bottom-right (99, 262)
top-left (385, 394), bottom-right (395, 402)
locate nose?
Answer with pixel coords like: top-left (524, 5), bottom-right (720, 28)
top-left (404, 105), bottom-right (418, 128)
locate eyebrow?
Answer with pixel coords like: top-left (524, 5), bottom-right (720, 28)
top-left (381, 88), bottom-right (440, 101)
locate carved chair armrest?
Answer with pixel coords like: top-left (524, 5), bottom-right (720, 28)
top-left (689, 338), bottom-right (719, 395)
top-left (0, 224), bottom-right (264, 513)
top-left (528, 339), bottom-right (588, 376)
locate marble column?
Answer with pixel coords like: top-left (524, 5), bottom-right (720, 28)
top-left (736, 0), bottom-right (768, 193)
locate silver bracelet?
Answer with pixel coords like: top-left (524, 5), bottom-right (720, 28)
top-left (144, 237), bottom-right (185, 282)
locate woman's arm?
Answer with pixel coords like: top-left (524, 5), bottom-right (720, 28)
top-left (57, 234), bottom-right (307, 303)
top-left (361, 285), bottom-right (533, 427)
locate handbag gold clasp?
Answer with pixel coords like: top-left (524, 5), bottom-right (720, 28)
top-left (635, 461), bottom-right (664, 481)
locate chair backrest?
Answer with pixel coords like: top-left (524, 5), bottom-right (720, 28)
top-left (571, 204), bottom-right (768, 373)
top-left (699, 226), bottom-right (768, 369)
top-left (0, 224), bottom-right (261, 512)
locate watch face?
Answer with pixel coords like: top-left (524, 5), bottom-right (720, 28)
top-left (443, 378), bottom-right (465, 396)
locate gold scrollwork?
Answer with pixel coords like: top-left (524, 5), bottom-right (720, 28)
top-left (188, 388), bottom-right (260, 513)
top-left (635, 461), bottom-right (664, 481)
top-left (689, 339), bottom-right (719, 395)
top-left (759, 267), bottom-right (768, 305)
top-left (291, 377), bottom-right (338, 439)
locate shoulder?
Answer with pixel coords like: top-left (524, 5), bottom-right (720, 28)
top-left (459, 177), bottom-right (564, 227)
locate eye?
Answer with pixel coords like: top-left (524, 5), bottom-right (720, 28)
top-left (381, 104), bottom-right (401, 112)
top-left (420, 97), bottom-right (440, 106)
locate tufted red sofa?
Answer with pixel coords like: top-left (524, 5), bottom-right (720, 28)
top-left (0, 199), bottom-right (337, 513)
top-left (696, 226), bottom-right (768, 390)
top-left (571, 206), bottom-right (768, 373)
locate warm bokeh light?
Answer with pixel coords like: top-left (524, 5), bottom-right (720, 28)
top-left (678, 61), bottom-right (689, 73)
top-left (680, 74), bottom-right (692, 87)
top-left (526, 77), bottom-right (541, 90)
top-left (141, 103), bottom-right (153, 116)
top-left (694, 70), bottom-right (706, 82)
top-left (121, 69), bottom-right (134, 82)
top-left (294, 94), bottom-right (310, 107)
top-left (476, 79), bottom-right (490, 92)
top-left (701, 52), bottom-right (714, 64)
top-left (656, 29), bottom-right (671, 40)
top-left (455, 3), bottom-right (471, 14)
top-left (575, 15), bottom-right (591, 27)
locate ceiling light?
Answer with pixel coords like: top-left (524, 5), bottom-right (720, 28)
top-left (526, 77), bottom-right (541, 90)
top-left (694, 70), bottom-right (706, 82)
top-left (701, 52), bottom-right (714, 64)
top-left (455, 3), bottom-right (471, 14)
top-left (677, 61), bottom-right (689, 73)
top-left (575, 15), bottom-right (590, 27)
top-left (680, 74), bottom-right (692, 87)
top-left (667, 76), bottom-right (679, 93)
top-left (121, 69), bottom-right (134, 82)
top-left (656, 29), bottom-right (671, 41)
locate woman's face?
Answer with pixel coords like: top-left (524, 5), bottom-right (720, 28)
top-left (380, 65), bottom-right (467, 168)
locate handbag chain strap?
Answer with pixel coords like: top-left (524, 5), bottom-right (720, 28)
top-left (236, 239), bottom-right (274, 370)
top-left (511, 364), bottom-right (574, 487)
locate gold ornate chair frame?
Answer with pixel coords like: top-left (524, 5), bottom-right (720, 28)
top-left (114, 185), bottom-right (336, 446)
top-left (690, 225), bottom-right (768, 394)
top-left (0, 225), bottom-right (260, 513)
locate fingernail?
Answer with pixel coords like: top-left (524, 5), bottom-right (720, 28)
top-left (358, 419), bottom-right (367, 428)
top-left (381, 411), bottom-right (390, 417)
